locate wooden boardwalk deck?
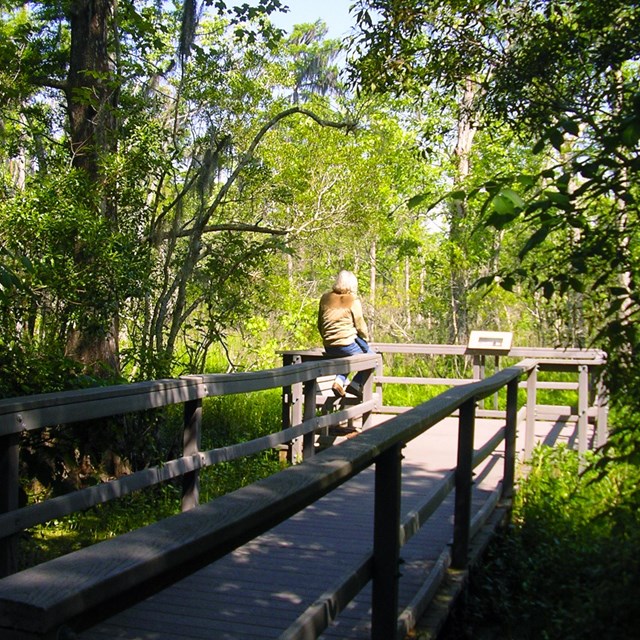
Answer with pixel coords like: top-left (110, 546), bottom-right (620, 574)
top-left (75, 412), bottom-right (582, 640)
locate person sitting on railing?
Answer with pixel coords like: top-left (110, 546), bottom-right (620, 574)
top-left (317, 270), bottom-right (373, 399)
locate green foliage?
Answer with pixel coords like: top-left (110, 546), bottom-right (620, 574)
top-left (382, 383), bottom-right (447, 407)
top-left (199, 452), bottom-right (283, 504)
top-left (352, 0), bottom-right (640, 352)
top-left (1, 171), bottom-right (140, 337)
top-left (201, 390), bottom-right (281, 448)
top-left (0, 342), bottom-right (83, 398)
top-left (6, 0), bottom-right (639, 579)
top-left (447, 445), bottom-right (640, 639)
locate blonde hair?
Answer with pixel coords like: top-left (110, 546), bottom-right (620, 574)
top-left (333, 270), bottom-right (358, 294)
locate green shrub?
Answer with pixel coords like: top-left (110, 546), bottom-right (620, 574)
top-left (450, 445), bottom-right (640, 640)
top-left (199, 390), bottom-right (285, 501)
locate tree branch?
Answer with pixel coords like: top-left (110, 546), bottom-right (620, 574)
top-left (199, 106), bottom-right (357, 230)
top-left (158, 221), bottom-right (289, 240)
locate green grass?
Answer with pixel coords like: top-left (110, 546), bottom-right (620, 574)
top-left (378, 365), bottom-right (583, 412)
top-left (19, 483), bottom-right (183, 570)
top-left (380, 383), bottom-right (450, 407)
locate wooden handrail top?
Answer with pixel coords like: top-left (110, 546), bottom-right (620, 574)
top-left (280, 343), bottom-right (606, 361)
top-left (0, 397), bottom-right (378, 539)
top-left (508, 347), bottom-right (605, 361)
top-left (534, 357), bottom-right (607, 368)
top-left (0, 354), bottom-right (381, 436)
top-left (0, 360), bottom-right (535, 637)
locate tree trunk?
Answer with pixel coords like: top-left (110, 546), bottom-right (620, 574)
top-left (369, 241), bottom-right (377, 338)
top-left (405, 256), bottom-right (411, 331)
top-left (65, 0), bottom-right (120, 374)
top-left (68, 0), bottom-right (115, 186)
top-left (448, 78), bottom-right (477, 344)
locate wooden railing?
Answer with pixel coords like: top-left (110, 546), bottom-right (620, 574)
top-left (282, 343), bottom-right (608, 455)
top-left (0, 353), bottom-right (380, 579)
top-left (0, 344), bottom-right (606, 639)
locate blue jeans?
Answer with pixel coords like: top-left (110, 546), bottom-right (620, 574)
top-left (325, 337), bottom-right (374, 387)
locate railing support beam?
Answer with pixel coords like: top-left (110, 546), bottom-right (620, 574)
top-left (303, 379), bottom-right (317, 459)
top-left (524, 365), bottom-right (538, 459)
top-left (452, 398), bottom-right (476, 569)
top-left (289, 379), bottom-right (303, 463)
top-left (282, 353), bottom-right (302, 464)
top-left (372, 442), bottom-right (403, 640)
top-left (0, 433), bottom-right (19, 577)
top-left (503, 379), bottom-right (518, 501)
top-left (595, 370), bottom-right (608, 448)
top-left (182, 398), bottom-right (202, 512)
top-left (578, 364), bottom-right (588, 455)
top-left (361, 362), bottom-right (377, 431)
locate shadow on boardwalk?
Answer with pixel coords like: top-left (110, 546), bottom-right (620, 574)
top-left (78, 416), bottom-right (533, 640)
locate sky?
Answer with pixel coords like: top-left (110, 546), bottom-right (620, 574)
top-left (266, 0), bottom-right (357, 40)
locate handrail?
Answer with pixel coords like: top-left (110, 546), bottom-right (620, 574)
top-left (0, 356), bottom-right (380, 517)
top-left (0, 397), bottom-right (377, 538)
top-left (0, 360), bottom-right (536, 639)
top-left (280, 343), bottom-right (606, 360)
top-left (282, 345), bottom-right (607, 431)
top-left (0, 354), bottom-right (380, 436)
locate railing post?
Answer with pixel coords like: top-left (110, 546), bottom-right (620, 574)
top-left (578, 364), bottom-right (588, 455)
top-left (182, 398), bottom-right (202, 512)
top-left (375, 353), bottom-right (383, 409)
top-left (372, 442), bottom-right (403, 640)
top-left (289, 378), bottom-right (303, 464)
top-left (595, 370), bottom-right (609, 448)
top-left (302, 379), bottom-right (317, 460)
top-left (0, 432), bottom-right (19, 577)
top-left (524, 365), bottom-right (538, 459)
top-left (452, 397), bottom-right (476, 569)
top-left (472, 354), bottom-right (484, 381)
top-left (283, 354), bottom-right (303, 464)
top-left (281, 353), bottom-right (300, 432)
top-left (503, 378), bottom-right (519, 501)
top-left (361, 359), bottom-right (378, 431)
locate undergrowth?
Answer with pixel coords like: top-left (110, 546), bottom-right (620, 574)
top-left (441, 444), bottom-right (640, 640)
top-left (19, 390), bottom-right (285, 569)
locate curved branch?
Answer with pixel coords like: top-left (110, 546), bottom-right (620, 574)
top-left (154, 106), bottom-right (357, 245)
top-left (158, 222), bottom-right (289, 241)
top-left (199, 106), bottom-right (357, 231)
top-left (159, 106), bottom-right (356, 360)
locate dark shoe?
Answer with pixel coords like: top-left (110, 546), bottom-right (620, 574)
top-left (346, 382), bottom-right (363, 399)
top-left (332, 380), bottom-right (346, 397)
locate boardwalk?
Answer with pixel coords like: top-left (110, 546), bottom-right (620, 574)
top-left (77, 413), bottom-right (580, 640)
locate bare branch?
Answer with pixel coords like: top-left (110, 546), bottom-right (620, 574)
top-left (158, 221), bottom-right (289, 240)
top-left (199, 106), bottom-right (357, 231)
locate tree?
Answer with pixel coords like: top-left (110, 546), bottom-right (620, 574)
top-left (0, 0), bottom-right (290, 376)
top-left (350, 1), bottom-right (639, 328)
top-left (349, 0), bottom-right (519, 342)
top-left (280, 20), bottom-right (342, 104)
top-left (350, 0), bottom-right (640, 445)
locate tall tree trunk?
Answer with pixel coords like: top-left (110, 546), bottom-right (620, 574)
top-left (405, 256), bottom-right (411, 331)
top-left (68, 0), bottom-right (115, 187)
top-left (369, 241), bottom-right (377, 338)
top-left (65, 0), bottom-right (120, 374)
top-left (448, 78), bottom-right (477, 344)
